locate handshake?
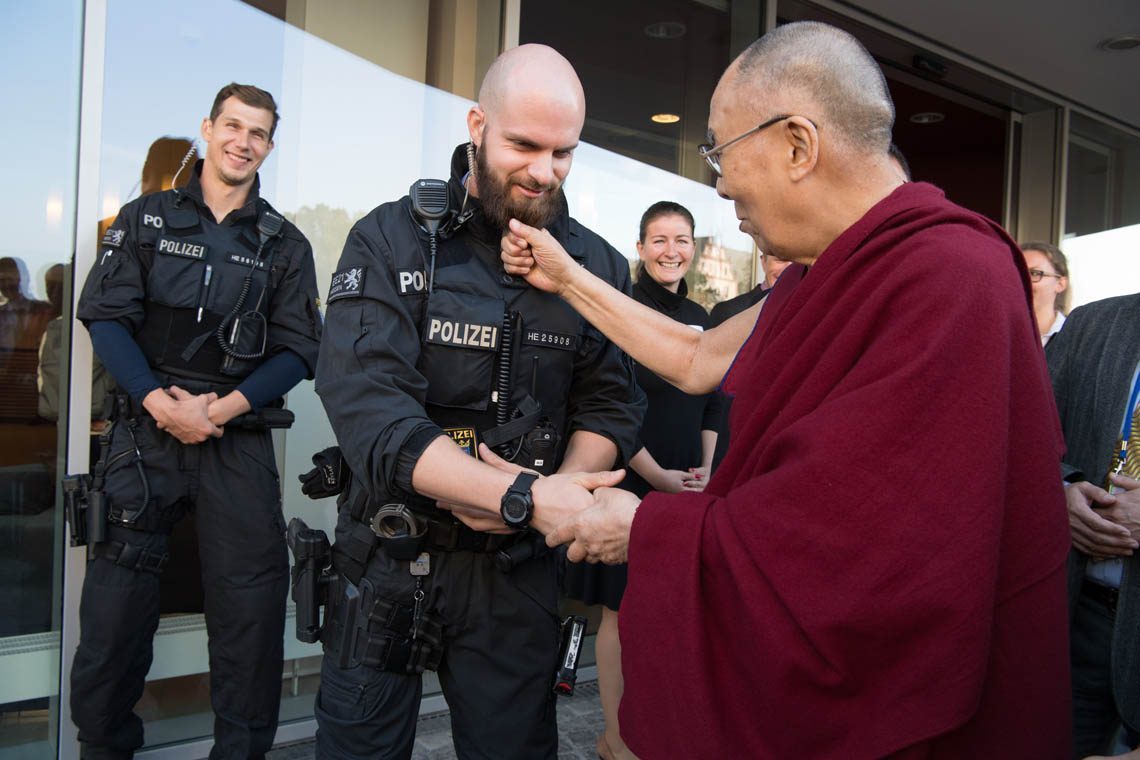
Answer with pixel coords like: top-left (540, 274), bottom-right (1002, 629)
top-left (297, 444), bottom-right (639, 564)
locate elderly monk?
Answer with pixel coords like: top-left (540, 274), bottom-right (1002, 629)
top-left (499, 21), bottom-right (1071, 759)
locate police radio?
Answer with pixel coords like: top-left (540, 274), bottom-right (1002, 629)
top-left (217, 209), bottom-right (285, 375)
top-left (409, 179), bottom-right (450, 293)
top-left (554, 615), bottom-right (588, 696)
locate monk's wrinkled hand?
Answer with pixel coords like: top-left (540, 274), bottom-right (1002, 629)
top-left (503, 219), bottom-right (580, 295)
top-left (546, 486), bottom-right (639, 564)
top-left (500, 229), bottom-right (535, 278)
top-left (437, 501), bottom-right (514, 534)
top-left (1066, 480), bottom-right (1135, 559)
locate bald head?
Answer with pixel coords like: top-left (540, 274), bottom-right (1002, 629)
top-left (478, 44), bottom-right (585, 126)
top-left (732, 22), bottom-right (894, 155)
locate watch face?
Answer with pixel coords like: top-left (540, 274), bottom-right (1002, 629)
top-left (502, 494), bottom-right (530, 523)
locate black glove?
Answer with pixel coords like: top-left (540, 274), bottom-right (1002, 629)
top-left (298, 446), bottom-right (348, 499)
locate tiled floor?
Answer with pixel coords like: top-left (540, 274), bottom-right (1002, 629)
top-left (267, 680), bottom-right (605, 759)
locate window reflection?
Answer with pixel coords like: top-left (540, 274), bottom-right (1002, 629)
top-left (0, 0), bottom-right (83, 755)
top-left (1063, 113), bottom-right (1140, 309)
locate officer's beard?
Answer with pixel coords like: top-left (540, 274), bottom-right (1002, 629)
top-left (475, 144), bottom-right (565, 231)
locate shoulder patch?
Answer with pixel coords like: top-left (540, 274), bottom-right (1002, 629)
top-left (101, 227), bottom-right (126, 248)
top-left (328, 266), bottom-right (366, 302)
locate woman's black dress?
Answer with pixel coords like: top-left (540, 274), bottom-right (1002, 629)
top-left (562, 275), bottom-right (723, 610)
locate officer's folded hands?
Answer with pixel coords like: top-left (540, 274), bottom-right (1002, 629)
top-left (146, 385), bottom-right (222, 444)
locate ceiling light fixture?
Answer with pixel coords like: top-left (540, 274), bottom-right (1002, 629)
top-left (644, 21), bottom-right (686, 40)
top-left (651, 113), bottom-right (681, 124)
top-left (1098, 35), bottom-right (1140, 51)
top-left (909, 112), bottom-right (945, 125)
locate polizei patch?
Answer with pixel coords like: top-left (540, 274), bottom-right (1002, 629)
top-left (425, 317), bottom-right (499, 351)
top-left (156, 237), bottom-right (208, 260)
top-left (444, 427), bottom-right (478, 457)
top-left (328, 266), bottom-right (366, 302)
top-left (396, 268), bottom-right (427, 295)
top-left (522, 328), bottom-right (578, 352)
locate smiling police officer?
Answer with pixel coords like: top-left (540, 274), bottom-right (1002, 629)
top-left (70, 83), bottom-right (321, 759)
top-left (311, 46), bottom-right (644, 759)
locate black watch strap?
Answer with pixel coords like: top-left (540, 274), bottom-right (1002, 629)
top-left (501, 472), bottom-right (539, 529)
top-left (509, 472), bottom-right (539, 494)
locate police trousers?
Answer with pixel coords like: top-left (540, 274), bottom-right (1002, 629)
top-left (314, 540), bottom-right (561, 760)
top-left (69, 415), bottom-right (288, 760)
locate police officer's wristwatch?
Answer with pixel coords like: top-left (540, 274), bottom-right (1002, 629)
top-left (500, 472), bottom-right (539, 531)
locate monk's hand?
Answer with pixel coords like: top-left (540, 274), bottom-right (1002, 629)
top-left (1066, 480), bottom-right (1136, 559)
top-left (546, 486), bottom-right (639, 564)
top-left (437, 501), bottom-right (514, 534)
top-left (502, 219), bottom-right (579, 295)
top-left (529, 469), bottom-right (626, 537)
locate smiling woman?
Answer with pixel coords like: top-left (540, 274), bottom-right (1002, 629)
top-left (563, 199), bottom-right (723, 760)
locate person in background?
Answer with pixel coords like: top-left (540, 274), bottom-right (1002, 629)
top-left (707, 250), bottom-right (789, 472)
top-left (1022, 240), bottom-right (1069, 346)
top-left (1046, 290), bottom-right (1140, 759)
top-left (565, 201), bottom-right (721, 760)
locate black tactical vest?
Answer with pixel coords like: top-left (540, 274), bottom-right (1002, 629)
top-left (133, 191), bottom-right (282, 384)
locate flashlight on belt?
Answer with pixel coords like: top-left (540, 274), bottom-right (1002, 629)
top-left (553, 615), bottom-right (588, 696)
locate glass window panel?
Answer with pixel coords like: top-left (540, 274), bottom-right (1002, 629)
top-left (0, 2), bottom-right (83, 758)
top-left (90, 0), bottom-right (504, 751)
top-left (1063, 113), bottom-right (1140, 309)
top-left (519, 0), bottom-right (758, 304)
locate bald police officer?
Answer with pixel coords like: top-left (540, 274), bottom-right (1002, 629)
top-left (312, 46), bottom-right (644, 759)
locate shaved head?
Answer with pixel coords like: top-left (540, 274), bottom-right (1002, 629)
top-left (467, 44), bottom-right (585, 230)
top-left (478, 44), bottom-right (585, 127)
top-left (733, 22), bottom-right (894, 154)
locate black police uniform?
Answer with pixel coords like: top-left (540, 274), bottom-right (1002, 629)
top-left (312, 145), bottom-right (645, 759)
top-left (71, 162), bottom-right (321, 759)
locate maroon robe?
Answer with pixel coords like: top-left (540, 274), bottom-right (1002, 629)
top-left (618, 183), bottom-right (1071, 758)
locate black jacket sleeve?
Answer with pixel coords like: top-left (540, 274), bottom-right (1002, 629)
top-left (314, 208), bottom-right (443, 502)
top-left (265, 226), bottom-right (322, 378)
top-left (77, 206), bottom-right (149, 333)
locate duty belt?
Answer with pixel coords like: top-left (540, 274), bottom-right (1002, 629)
top-left (123, 393), bottom-right (293, 430)
top-left (421, 517), bottom-right (515, 553)
top-left (349, 490), bottom-right (517, 554)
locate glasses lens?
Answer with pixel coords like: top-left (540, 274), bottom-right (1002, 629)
top-left (1028, 269), bottom-right (1044, 282)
